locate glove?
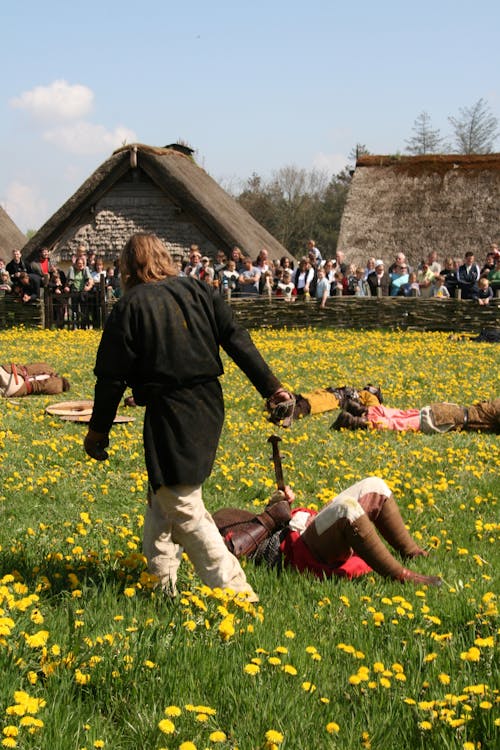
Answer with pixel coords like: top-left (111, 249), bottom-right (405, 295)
top-left (84, 429), bottom-right (110, 461)
top-left (266, 388), bottom-right (296, 427)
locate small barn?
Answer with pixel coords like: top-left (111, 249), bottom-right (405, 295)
top-left (0, 206), bottom-right (26, 259)
top-left (337, 154), bottom-right (500, 265)
top-left (23, 143), bottom-right (293, 266)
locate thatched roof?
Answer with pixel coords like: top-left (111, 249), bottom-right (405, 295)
top-left (23, 144), bottom-right (293, 262)
top-left (337, 154), bottom-right (500, 264)
top-left (0, 206), bottom-right (26, 257)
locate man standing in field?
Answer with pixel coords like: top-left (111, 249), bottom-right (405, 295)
top-left (84, 233), bottom-right (293, 601)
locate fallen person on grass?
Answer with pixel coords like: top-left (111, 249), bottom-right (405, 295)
top-left (0, 362), bottom-right (70, 397)
top-left (330, 397), bottom-right (500, 434)
top-left (213, 476), bottom-right (441, 587)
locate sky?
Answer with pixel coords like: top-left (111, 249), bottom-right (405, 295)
top-left (1, 0), bottom-right (499, 233)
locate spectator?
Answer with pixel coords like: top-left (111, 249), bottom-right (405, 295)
top-left (231, 246), bottom-right (246, 273)
top-left (213, 250), bottom-right (227, 289)
top-left (184, 246), bottom-right (202, 278)
top-left (367, 260), bottom-right (389, 296)
top-left (280, 255), bottom-right (294, 271)
top-left (399, 271), bottom-right (420, 297)
top-left (431, 275), bottom-right (450, 299)
top-left (427, 250), bottom-right (441, 278)
top-left (363, 256), bottom-right (376, 280)
top-left (442, 256), bottom-right (459, 297)
top-left (388, 252), bottom-right (408, 275)
top-left (6, 249), bottom-right (27, 282)
top-left (487, 255), bottom-right (500, 294)
top-left (221, 259), bottom-right (240, 295)
top-left (315, 267), bottom-right (331, 308)
top-left (105, 266), bottom-right (121, 299)
top-left (353, 266), bottom-right (370, 297)
top-left (457, 251), bottom-right (481, 300)
top-left (29, 247), bottom-right (53, 287)
top-left (13, 271), bottom-right (40, 303)
top-left (294, 257), bottom-right (316, 297)
top-left (0, 270), bottom-right (12, 292)
top-left (416, 260), bottom-right (434, 298)
top-left (275, 270), bottom-right (296, 302)
top-left (199, 256), bottom-right (215, 285)
top-left (67, 256), bottom-right (94, 328)
top-left (389, 263), bottom-right (409, 296)
top-left (48, 268), bottom-right (68, 327)
top-left (477, 277), bottom-right (493, 305)
top-left (480, 251), bottom-right (497, 278)
top-left (238, 257), bottom-right (261, 297)
top-left (335, 250), bottom-right (347, 275)
top-left (332, 270), bottom-right (345, 296)
top-left (306, 239), bottom-right (322, 264)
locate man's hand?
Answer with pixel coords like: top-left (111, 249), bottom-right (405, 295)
top-left (269, 485), bottom-right (295, 505)
top-left (84, 429), bottom-right (109, 461)
top-left (266, 388), bottom-right (296, 427)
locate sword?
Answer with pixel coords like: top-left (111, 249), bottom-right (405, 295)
top-left (267, 434), bottom-right (285, 491)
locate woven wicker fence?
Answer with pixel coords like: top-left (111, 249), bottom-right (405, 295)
top-left (1, 290), bottom-right (499, 334)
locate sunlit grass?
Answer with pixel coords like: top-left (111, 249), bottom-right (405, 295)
top-left (0, 327), bottom-right (498, 749)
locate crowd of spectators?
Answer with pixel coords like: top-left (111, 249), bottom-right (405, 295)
top-left (1, 240), bottom-right (498, 328)
top-left (180, 241), bottom-right (500, 307)
top-left (0, 243), bottom-right (121, 328)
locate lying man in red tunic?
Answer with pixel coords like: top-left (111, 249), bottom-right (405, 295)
top-left (213, 476), bottom-right (441, 587)
top-left (330, 397), bottom-right (500, 433)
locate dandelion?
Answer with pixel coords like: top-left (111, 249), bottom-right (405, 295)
top-left (438, 673), bottom-right (451, 685)
top-left (326, 722), bottom-right (340, 734)
top-left (244, 663), bottom-right (260, 676)
top-left (179, 743), bottom-right (197, 750)
top-left (158, 719), bottom-right (175, 734)
top-left (418, 721), bottom-right (433, 731)
top-left (209, 731), bottom-right (227, 742)
top-left (284, 630), bottom-right (295, 638)
top-left (165, 706), bottom-right (182, 717)
top-left (265, 729), bottom-right (283, 744)
top-left (283, 664), bottom-right (297, 676)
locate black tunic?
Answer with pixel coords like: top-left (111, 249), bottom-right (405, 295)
top-left (89, 277), bottom-right (281, 488)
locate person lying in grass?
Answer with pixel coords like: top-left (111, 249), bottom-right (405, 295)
top-left (213, 476), bottom-right (441, 587)
top-left (330, 397), bottom-right (500, 433)
top-left (0, 362), bottom-right (70, 397)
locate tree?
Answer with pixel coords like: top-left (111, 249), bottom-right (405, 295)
top-left (405, 111), bottom-right (444, 154)
top-left (348, 143), bottom-right (370, 166)
top-left (448, 98), bottom-right (499, 154)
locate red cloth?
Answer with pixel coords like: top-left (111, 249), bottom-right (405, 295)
top-left (367, 405), bottom-right (421, 431)
top-left (280, 508), bottom-right (372, 579)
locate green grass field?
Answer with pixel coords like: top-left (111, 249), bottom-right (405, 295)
top-left (0, 327), bottom-right (498, 750)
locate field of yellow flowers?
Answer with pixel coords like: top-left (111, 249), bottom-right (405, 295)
top-left (0, 327), bottom-right (498, 750)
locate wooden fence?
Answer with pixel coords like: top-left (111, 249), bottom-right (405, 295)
top-left (1, 289), bottom-right (499, 334)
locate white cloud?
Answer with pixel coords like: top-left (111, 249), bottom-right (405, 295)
top-left (10, 80), bottom-right (94, 122)
top-left (312, 151), bottom-right (349, 175)
top-left (43, 121), bottom-right (137, 155)
top-left (2, 182), bottom-right (48, 233)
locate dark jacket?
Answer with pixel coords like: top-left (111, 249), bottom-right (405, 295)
top-left (89, 277), bottom-right (281, 488)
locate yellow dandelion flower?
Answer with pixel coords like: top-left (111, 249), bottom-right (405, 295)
top-left (209, 731), bottom-right (227, 742)
top-left (283, 664), bottom-right (297, 676)
top-left (164, 705), bottom-right (182, 717)
top-left (326, 722), bottom-right (340, 734)
top-left (284, 630), bottom-right (295, 638)
top-left (418, 721), bottom-right (433, 730)
top-left (265, 730), bottom-right (283, 744)
top-left (244, 663), bottom-right (260, 676)
top-left (179, 743), bottom-right (197, 750)
top-left (439, 673), bottom-right (451, 685)
top-left (158, 719), bottom-right (175, 734)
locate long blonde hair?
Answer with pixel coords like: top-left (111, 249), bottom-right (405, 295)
top-left (120, 233), bottom-right (178, 291)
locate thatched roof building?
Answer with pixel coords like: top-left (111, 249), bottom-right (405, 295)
top-left (0, 206), bottom-right (26, 258)
top-left (337, 154), bottom-right (500, 265)
top-left (23, 143), bottom-right (293, 264)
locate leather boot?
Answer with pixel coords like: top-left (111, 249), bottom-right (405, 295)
top-left (344, 514), bottom-right (441, 586)
top-left (330, 410), bottom-right (369, 430)
top-left (374, 495), bottom-right (428, 558)
top-left (344, 399), bottom-right (368, 417)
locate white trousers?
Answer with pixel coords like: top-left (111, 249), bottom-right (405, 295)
top-left (142, 484), bottom-right (257, 599)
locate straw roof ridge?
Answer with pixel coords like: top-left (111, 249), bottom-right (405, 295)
top-left (0, 206), bottom-right (26, 256)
